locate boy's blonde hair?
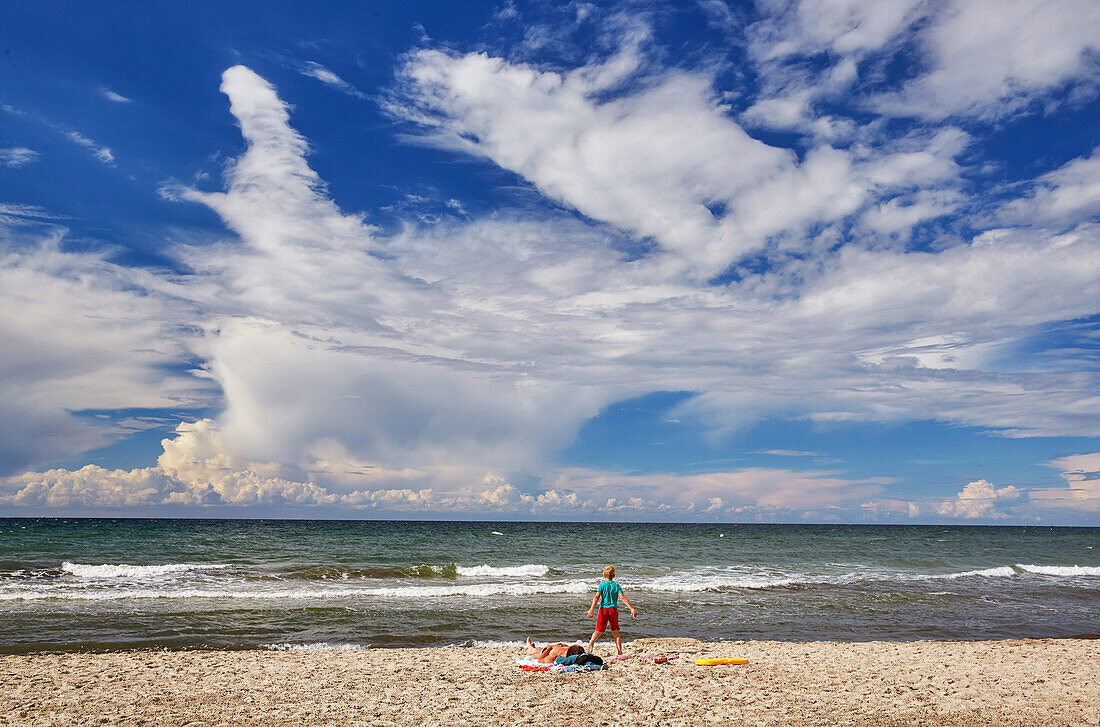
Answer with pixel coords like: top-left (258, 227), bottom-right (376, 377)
top-left (603, 565), bottom-right (615, 579)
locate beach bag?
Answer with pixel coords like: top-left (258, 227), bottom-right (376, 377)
top-left (575, 653), bottom-right (603, 666)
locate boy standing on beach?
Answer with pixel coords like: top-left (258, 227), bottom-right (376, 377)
top-left (586, 565), bottom-right (637, 655)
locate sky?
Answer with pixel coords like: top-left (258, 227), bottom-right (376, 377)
top-left (1, 0), bottom-right (1098, 523)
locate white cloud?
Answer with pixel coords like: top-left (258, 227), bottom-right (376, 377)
top-left (2, 419), bottom-right (890, 517)
top-left (0, 217), bottom-right (213, 474)
top-left (860, 499), bottom-right (920, 518)
top-left (872, 0), bottom-right (1100, 119)
top-left (751, 0), bottom-right (927, 60)
top-left (0, 420), bottom-right (338, 508)
top-left (12, 423), bottom-right (1099, 522)
top-left (742, 0), bottom-right (927, 136)
top-left (390, 44), bottom-right (869, 278)
top-left (298, 61), bottom-right (367, 99)
top-left (65, 130), bottom-right (114, 164)
top-left (100, 88), bottom-right (131, 103)
top-left (3, 465), bottom-right (174, 508)
top-left (2, 102), bottom-right (116, 164)
top-left (170, 67), bottom-right (615, 473)
top-left (5, 60), bottom-right (1100, 518)
top-left (744, 0), bottom-right (1100, 125)
top-left (936, 479), bottom-right (1022, 519)
top-left (540, 466), bottom-right (889, 513)
top-left (0, 146), bottom-right (39, 167)
top-left (1028, 452), bottom-right (1100, 511)
top-left (1000, 146), bottom-right (1100, 226)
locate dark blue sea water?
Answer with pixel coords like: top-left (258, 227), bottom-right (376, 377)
top-left (0, 519), bottom-right (1097, 654)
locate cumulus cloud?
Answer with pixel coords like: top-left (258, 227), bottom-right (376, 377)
top-left (2, 419), bottom-right (890, 517)
top-left (2, 420), bottom-right (411, 509)
top-left (2, 421), bottom-right (338, 508)
top-left (0, 146), bottom-right (39, 167)
top-left (936, 479), bottom-right (1022, 519)
top-left (0, 214), bottom-right (213, 475)
top-left (166, 66), bottom-right (612, 474)
top-left (4, 48), bottom-right (1100, 519)
top-left (861, 499), bottom-right (920, 519)
top-left (3, 465), bottom-right (174, 508)
top-left (1028, 452), bottom-right (1100, 511)
top-left (390, 42), bottom-right (869, 278)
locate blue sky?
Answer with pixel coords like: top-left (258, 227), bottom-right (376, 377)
top-left (1, 0), bottom-right (1099, 523)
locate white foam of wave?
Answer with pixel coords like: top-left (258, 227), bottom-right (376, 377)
top-left (0, 579), bottom-right (593, 602)
top-left (61, 562), bottom-right (231, 578)
top-left (641, 573), bottom-right (811, 591)
top-left (263, 642), bottom-right (365, 651)
top-left (934, 566), bottom-right (1016, 580)
top-left (456, 564), bottom-right (549, 578)
top-left (1016, 564), bottom-right (1100, 576)
top-left (921, 564), bottom-right (1100, 580)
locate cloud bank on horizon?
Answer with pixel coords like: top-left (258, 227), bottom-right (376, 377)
top-left (1, 0), bottom-right (1099, 522)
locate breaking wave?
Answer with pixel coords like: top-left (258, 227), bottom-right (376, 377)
top-left (5, 561), bottom-right (1093, 604)
top-left (278, 564), bottom-right (550, 580)
top-left (933, 566), bottom-right (1017, 579)
top-left (1016, 564), bottom-right (1100, 577)
top-left (0, 579), bottom-right (593, 602)
top-left (61, 562), bottom-right (231, 579)
top-left (456, 564), bottom-right (550, 577)
top-left (285, 565), bottom-right (458, 580)
top-left (642, 574), bottom-right (806, 591)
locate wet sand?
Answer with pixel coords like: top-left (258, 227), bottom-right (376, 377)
top-left (2, 638), bottom-right (1098, 726)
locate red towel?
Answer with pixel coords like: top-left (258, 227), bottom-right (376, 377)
top-left (519, 664), bottom-right (551, 672)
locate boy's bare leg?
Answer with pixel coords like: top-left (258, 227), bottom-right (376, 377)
top-left (612, 630), bottom-right (623, 655)
top-left (525, 637), bottom-right (539, 656)
top-left (587, 630), bottom-right (601, 653)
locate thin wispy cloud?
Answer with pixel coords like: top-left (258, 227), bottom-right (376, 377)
top-left (298, 61), bottom-right (367, 99)
top-left (100, 87), bottom-right (131, 103)
top-left (3, 101), bottom-right (118, 166)
top-left (0, 147), bottom-right (39, 167)
top-left (64, 130), bottom-right (114, 164)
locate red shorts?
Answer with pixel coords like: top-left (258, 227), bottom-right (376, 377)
top-left (596, 607), bottom-right (620, 632)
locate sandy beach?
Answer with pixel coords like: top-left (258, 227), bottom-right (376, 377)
top-left (2, 638), bottom-right (1097, 726)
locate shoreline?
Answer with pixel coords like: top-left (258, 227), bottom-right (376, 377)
top-left (3, 638), bottom-right (1098, 726)
top-left (2, 632), bottom-right (1099, 657)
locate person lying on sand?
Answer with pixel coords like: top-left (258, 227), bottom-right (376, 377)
top-left (525, 639), bottom-right (584, 664)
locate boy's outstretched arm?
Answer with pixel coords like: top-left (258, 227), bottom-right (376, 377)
top-left (585, 593), bottom-right (599, 619)
top-left (621, 593), bottom-right (638, 617)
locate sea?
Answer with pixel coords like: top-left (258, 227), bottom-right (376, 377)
top-left (0, 519), bottom-right (1097, 654)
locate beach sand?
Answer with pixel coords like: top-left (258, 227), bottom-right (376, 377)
top-left (2, 638), bottom-right (1097, 726)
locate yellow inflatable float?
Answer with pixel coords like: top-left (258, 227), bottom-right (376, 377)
top-left (695, 657), bottom-right (748, 666)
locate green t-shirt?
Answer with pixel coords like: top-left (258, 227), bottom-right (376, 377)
top-left (597, 579), bottom-right (622, 609)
